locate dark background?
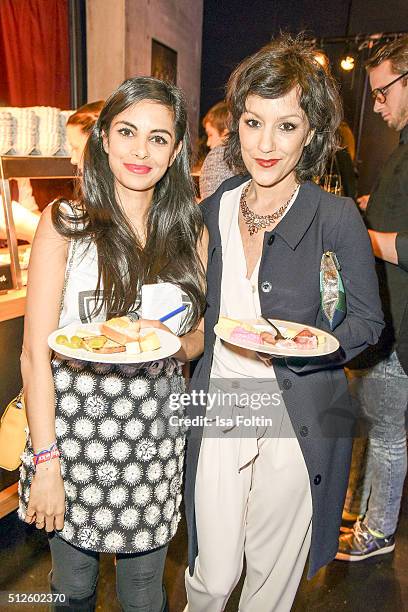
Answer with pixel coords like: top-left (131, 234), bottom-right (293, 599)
top-left (200, 0), bottom-right (408, 193)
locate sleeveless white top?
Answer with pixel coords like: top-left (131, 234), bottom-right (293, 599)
top-left (59, 239), bottom-right (106, 327)
top-left (58, 222), bottom-right (192, 335)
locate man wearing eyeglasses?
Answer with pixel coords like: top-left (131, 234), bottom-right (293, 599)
top-left (337, 37), bottom-right (408, 562)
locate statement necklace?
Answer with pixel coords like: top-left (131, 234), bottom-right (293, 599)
top-left (240, 180), bottom-right (298, 236)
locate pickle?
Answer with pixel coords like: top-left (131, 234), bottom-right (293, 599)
top-left (67, 335), bottom-right (83, 349)
top-left (56, 335), bottom-right (69, 345)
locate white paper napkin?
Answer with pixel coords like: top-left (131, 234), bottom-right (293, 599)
top-left (141, 282), bottom-right (183, 334)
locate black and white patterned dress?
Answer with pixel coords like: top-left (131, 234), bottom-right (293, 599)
top-left (18, 239), bottom-right (191, 553)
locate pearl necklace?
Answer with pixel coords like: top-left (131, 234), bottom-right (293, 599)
top-left (240, 181), bottom-right (298, 236)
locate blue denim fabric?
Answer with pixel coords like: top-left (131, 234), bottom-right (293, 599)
top-left (345, 351), bottom-right (408, 536)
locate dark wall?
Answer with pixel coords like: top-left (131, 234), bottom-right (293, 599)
top-left (201, 0), bottom-right (352, 114)
top-left (348, 0), bottom-right (408, 35)
top-left (201, 0), bottom-right (408, 114)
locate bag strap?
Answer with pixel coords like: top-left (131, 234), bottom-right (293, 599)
top-left (58, 239), bottom-right (78, 319)
top-left (13, 234), bottom-right (78, 404)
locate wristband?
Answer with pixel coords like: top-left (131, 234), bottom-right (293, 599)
top-left (33, 442), bottom-right (60, 466)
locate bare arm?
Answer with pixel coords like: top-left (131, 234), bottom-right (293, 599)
top-left (21, 204), bottom-right (68, 531)
top-left (368, 229), bottom-right (398, 265)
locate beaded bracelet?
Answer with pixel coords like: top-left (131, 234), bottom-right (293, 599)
top-left (33, 442), bottom-right (60, 466)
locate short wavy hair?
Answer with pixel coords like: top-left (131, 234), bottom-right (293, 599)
top-left (366, 35), bottom-right (408, 74)
top-left (202, 101), bottom-right (229, 134)
top-left (225, 34), bottom-right (343, 181)
top-left (67, 100), bottom-right (105, 134)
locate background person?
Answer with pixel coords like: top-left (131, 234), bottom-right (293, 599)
top-left (65, 100), bottom-right (105, 169)
top-left (338, 36), bottom-right (408, 562)
top-left (199, 100), bottom-right (235, 199)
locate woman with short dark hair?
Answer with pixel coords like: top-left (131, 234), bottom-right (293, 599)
top-left (184, 35), bottom-right (383, 611)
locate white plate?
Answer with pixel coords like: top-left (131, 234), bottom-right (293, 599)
top-left (214, 318), bottom-right (340, 358)
top-left (48, 322), bottom-right (181, 364)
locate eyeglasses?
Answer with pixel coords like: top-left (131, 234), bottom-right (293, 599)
top-left (371, 70), bottom-right (408, 104)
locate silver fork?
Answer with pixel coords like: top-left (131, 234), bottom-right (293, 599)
top-left (261, 317), bottom-right (289, 341)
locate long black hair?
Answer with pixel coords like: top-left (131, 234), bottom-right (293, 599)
top-left (53, 77), bottom-right (205, 327)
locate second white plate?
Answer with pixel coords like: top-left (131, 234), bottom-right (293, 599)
top-left (214, 318), bottom-right (340, 358)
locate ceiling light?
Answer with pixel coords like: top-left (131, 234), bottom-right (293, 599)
top-left (340, 56), bottom-right (355, 71)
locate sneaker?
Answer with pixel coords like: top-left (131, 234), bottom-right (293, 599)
top-left (336, 520), bottom-right (395, 561)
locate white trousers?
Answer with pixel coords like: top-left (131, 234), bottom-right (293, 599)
top-left (185, 409), bottom-right (312, 612)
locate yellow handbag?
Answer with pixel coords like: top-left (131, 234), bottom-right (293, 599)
top-left (0, 391), bottom-right (28, 471)
top-left (0, 238), bottom-right (77, 471)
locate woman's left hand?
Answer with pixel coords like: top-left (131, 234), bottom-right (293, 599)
top-left (134, 317), bottom-right (205, 363)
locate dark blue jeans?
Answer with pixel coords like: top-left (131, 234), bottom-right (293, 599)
top-left (345, 351), bottom-right (408, 536)
top-left (49, 533), bottom-right (168, 611)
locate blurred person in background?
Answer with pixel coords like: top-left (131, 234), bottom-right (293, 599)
top-left (314, 51), bottom-right (357, 199)
top-left (337, 35), bottom-right (408, 562)
top-left (199, 101), bottom-right (235, 199)
top-left (66, 100), bottom-right (105, 170)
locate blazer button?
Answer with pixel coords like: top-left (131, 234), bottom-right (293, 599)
top-left (282, 378), bottom-right (292, 390)
top-left (314, 474), bottom-right (322, 485)
top-left (300, 425), bottom-right (309, 437)
top-left (267, 234), bottom-right (275, 246)
top-left (261, 281), bottom-right (272, 293)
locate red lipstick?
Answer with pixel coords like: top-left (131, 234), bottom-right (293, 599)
top-left (255, 158), bottom-right (280, 168)
top-left (124, 163), bottom-right (152, 175)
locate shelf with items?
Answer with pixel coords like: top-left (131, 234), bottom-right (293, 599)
top-left (0, 156), bottom-right (76, 290)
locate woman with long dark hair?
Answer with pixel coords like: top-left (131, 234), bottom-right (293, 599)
top-left (19, 77), bottom-right (207, 611)
top-left (184, 35), bottom-right (383, 611)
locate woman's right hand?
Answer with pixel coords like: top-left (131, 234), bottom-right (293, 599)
top-left (24, 460), bottom-right (65, 532)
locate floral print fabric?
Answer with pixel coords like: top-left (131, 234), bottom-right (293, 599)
top-left (18, 356), bottom-right (187, 553)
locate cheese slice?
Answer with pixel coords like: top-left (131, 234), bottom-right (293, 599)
top-left (126, 341), bottom-right (141, 354)
top-left (140, 331), bottom-right (161, 352)
top-left (75, 328), bottom-right (100, 339)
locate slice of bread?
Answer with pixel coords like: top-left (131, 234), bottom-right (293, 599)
top-left (100, 316), bottom-right (140, 345)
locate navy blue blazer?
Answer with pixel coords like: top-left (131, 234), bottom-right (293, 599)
top-left (184, 176), bottom-right (384, 579)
